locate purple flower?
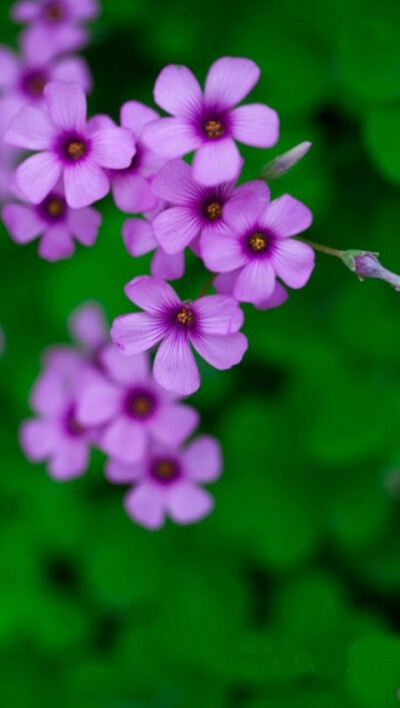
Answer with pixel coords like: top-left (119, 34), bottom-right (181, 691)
top-left (5, 81), bottom-right (135, 208)
top-left (122, 216), bottom-right (185, 281)
top-left (214, 270), bottom-right (289, 311)
top-left (103, 101), bottom-right (166, 214)
top-left (12, 0), bottom-right (100, 63)
top-left (0, 43), bottom-right (91, 129)
top-left (77, 344), bottom-right (199, 464)
top-left (2, 181), bottom-right (102, 260)
top-left (200, 188), bottom-right (314, 305)
top-left (150, 158), bottom-right (269, 256)
top-left (105, 435), bottom-right (222, 529)
top-left (142, 57), bottom-right (279, 186)
top-left (342, 250), bottom-right (400, 291)
top-left (111, 275), bottom-right (248, 395)
top-left (20, 354), bottom-right (96, 480)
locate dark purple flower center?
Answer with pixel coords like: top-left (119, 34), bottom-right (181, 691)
top-left (59, 133), bottom-right (90, 163)
top-left (247, 231), bottom-right (269, 254)
top-left (43, 1), bottom-right (65, 23)
top-left (150, 457), bottom-right (180, 484)
top-left (64, 406), bottom-right (85, 437)
top-left (175, 305), bottom-right (195, 328)
top-left (202, 198), bottom-right (223, 221)
top-left (204, 118), bottom-right (225, 140)
top-left (38, 193), bottom-right (67, 221)
top-left (124, 388), bottom-right (156, 420)
top-left (21, 70), bottom-right (48, 98)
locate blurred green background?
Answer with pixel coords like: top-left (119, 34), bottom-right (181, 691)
top-left (1, 0), bottom-right (400, 705)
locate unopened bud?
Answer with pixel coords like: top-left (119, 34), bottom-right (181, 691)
top-left (342, 250), bottom-right (400, 291)
top-left (260, 141), bottom-right (312, 181)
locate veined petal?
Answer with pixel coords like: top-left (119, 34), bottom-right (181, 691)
top-left (142, 117), bottom-right (202, 158)
top-left (234, 259), bottom-right (276, 303)
top-left (192, 138), bottom-right (242, 186)
top-left (111, 312), bottom-right (166, 355)
top-left (17, 152), bottom-right (61, 204)
top-left (44, 80), bottom-right (87, 132)
top-left (122, 218), bottom-right (156, 256)
top-left (194, 295), bottom-right (244, 334)
top-left (90, 127), bottom-right (135, 169)
top-left (191, 332), bottom-right (248, 370)
top-left (152, 206), bottom-right (200, 254)
top-left (231, 104), bottom-right (279, 147)
top-left (205, 57), bottom-right (260, 109)
top-left (151, 158), bottom-right (202, 205)
top-left (271, 239), bottom-right (315, 289)
top-left (260, 194), bottom-right (313, 237)
top-left (63, 159), bottom-right (109, 208)
top-left (153, 331), bottom-right (200, 395)
top-left (124, 275), bottom-right (180, 313)
top-left (154, 64), bottom-right (202, 118)
top-left (200, 230), bottom-right (246, 272)
top-left (5, 106), bottom-right (56, 149)
top-left (120, 100), bottom-right (159, 136)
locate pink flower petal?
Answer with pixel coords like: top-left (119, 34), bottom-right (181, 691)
top-left (105, 459), bottom-right (144, 484)
top-left (153, 331), bottom-right (200, 395)
top-left (69, 302), bottom-right (107, 351)
top-left (166, 482), bottom-right (214, 525)
top-left (66, 0), bottom-right (100, 21)
top-left (44, 80), bottom-right (87, 132)
top-left (21, 24), bottom-right (87, 64)
top-left (38, 225), bottom-right (75, 261)
top-left (154, 64), bottom-right (202, 118)
top-left (111, 313), bottom-right (166, 355)
top-left (234, 259), bottom-right (276, 303)
top-left (63, 159), bottom-right (109, 208)
top-left (231, 104), bottom-right (279, 147)
top-left (112, 173), bottom-right (157, 213)
top-left (90, 127), bottom-right (135, 169)
top-left (222, 183), bottom-right (269, 234)
top-left (200, 231), bottom-right (246, 273)
top-left (17, 152), bottom-right (62, 204)
top-left (124, 483), bottom-right (165, 530)
top-left (5, 106), bottom-right (56, 149)
top-left (260, 195), bottom-right (313, 237)
top-left (151, 248), bottom-right (185, 281)
top-left (2, 204), bottom-right (43, 244)
top-left (51, 56), bottom-right (92, 94)
top-left (194, 294), bottom-right (244, 334)
top-left (205, 57), bottom-right (260, 109)
top-left (77, 379), bottom-right (121, 426)
top-left (66, 205), bottom-right (102, 245)
top-left (48, 439), bottom-right (89, 481)
top-left (0, 47), bottom-right (19, 90)
top-left (120, 100), bottom-right (159, 136)
top-left (271, 239), bottom-right (315, 289)
top-left (192, 138), bottom-right (242, 186)
top-left (213, 269), bottom-right (239, 297)
top-left (102, 417), bottom-right (147, 464)
top-left (142, 117), bottom-right (202, 158)
top-left (20, 419), bottom-right (58, 461)
top-left (152, 206), bottom-right (200, 254)
top-left (122, 218), bottom-right (156, 256)
top-left (183, 435), bottom-right (222, 482)
top-left (124, 275), bottom-right (180, 312)
top-left (255, 281), bottom-right (289, 310)
top-left (191, 332), bottom-right (247, 370)
top-left (151, 158), bottom-right (201, 205)
top-left (148, 403), bottom-right (199, 446)
top-left (100, 344), bottom-right (150, 385)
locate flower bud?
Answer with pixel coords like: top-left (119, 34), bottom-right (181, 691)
top-left (342, 250), bottom-right (400, 291)
top-left (260, 141), bottom-right (312, 180)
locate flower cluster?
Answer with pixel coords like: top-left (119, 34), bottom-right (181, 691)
top-left (2, 0), bottom-right (319, 529)
top-left (21, 304), bottom-right (221, 529)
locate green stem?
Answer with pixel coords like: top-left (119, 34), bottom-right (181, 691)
top-left (297, 237), bottom-right (346, 259)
